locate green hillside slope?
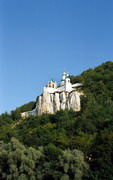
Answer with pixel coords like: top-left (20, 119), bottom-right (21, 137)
top-left (0, 61), bottom-right (113, 180)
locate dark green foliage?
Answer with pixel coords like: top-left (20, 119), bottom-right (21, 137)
top-left (18, 101), bottom-right (36, 113)
top-left (0, 137), bottom-right (44, 180)
top-left (89, 131), bottom-right (113, 180)
top-left (0, 138), bottom-right (87, 180)
top-left (11, 108), bottom-right (21, 120)
top-left (0, 61), bottom-right (113, 179)
top-left (0, 112), bottom-right (12, 127)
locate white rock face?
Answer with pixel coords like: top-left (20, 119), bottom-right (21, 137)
top-left (21, 71), bottom-right (83, 118)
top-left (37, 91), bottom-right (82, 115)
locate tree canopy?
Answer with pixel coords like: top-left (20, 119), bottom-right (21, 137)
top-left (0, 61), bottom-right (113, 179)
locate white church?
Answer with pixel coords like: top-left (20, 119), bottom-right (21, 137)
top-left (44, 71), bottom-right (82, 93)
top-left (21, 71), bottom-right (82, 117)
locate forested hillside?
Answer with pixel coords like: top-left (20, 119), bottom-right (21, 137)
top-left (0, 61), bottom-right (113, 180)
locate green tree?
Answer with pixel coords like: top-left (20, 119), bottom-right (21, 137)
top-left (0, 138), bottom-right (44, 180)
top-left (11, 108), bottom-right (21, 120)
top-left (58, 149), bottom-right (88, 180)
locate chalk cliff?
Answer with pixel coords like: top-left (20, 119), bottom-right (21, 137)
top-left (21, 71), bottom-right (83, 118)
top-left (37, 90), bottom-right (82, 115)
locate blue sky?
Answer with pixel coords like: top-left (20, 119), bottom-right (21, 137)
top-left (0, 0), bottom-right (113, 114)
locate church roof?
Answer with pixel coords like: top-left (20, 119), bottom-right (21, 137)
top-left (66, 76), bottom-right (69, 79)
top-left (51, 79), bottom-right (55, 82)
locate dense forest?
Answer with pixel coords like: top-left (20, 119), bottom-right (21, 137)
top-left (0, 61), bottom-right (113, 180)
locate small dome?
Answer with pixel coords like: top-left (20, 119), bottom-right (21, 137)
top-left (51, 79), bottom-right (55, 82)
top-left (63, 71), bottom-right (67, 75)
top-left (66, 76), bottom-right (69, 79)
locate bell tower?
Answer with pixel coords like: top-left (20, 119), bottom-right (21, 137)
top-left (60, 71), bottom-right (67, 86)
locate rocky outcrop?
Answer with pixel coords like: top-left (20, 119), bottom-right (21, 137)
top-left (37, 90), bottom-right (82, 115)
top-left (21, 71), bottom-right (83, 118)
